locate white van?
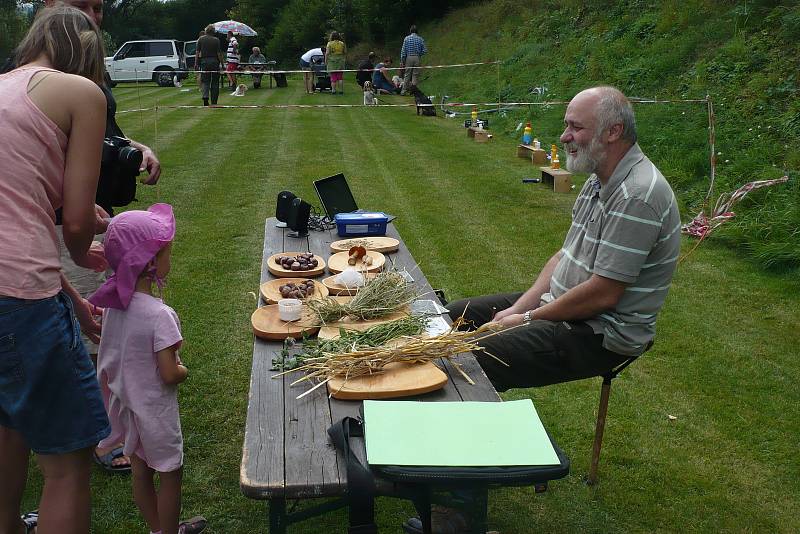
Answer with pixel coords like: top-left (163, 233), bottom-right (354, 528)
top-left (105, 40), bottom-right (187, 87)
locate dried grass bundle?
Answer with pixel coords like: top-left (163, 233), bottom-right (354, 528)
top-left (274, 318), bottom-right (512, 398)
top-left (305, 270), bottom-right (418, 323)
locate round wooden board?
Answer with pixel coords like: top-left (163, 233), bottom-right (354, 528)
top-left (251, 305), bottom-right (320, 341)
top-left (260, 278), bottom-right (329, 304)
top-left (327, 251), bottom-right (385, 275)
top-left (321, 273), bottom-right (378, 296)
top-left (330, 237), bottom-right (400, 254)
top-left (267, 252), bottom-right (326, 278)
top-left (327, 361), bottom-right (448, 400)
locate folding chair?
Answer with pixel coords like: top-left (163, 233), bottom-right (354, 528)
top-left (586, 341), bottom-right (653, 485)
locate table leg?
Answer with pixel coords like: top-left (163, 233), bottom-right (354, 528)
top-left (466, 488), bottom-right (488, 534)
top-left (269, 498), bottom-right (287, 534)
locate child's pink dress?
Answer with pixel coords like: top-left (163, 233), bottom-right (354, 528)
top-left (97, 292), bottom-right (184, 472)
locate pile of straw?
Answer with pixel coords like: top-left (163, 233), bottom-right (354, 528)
top-left (275, 318), bottom-right (510, 398)
top-left (305, 270), bottom-right (418, 323)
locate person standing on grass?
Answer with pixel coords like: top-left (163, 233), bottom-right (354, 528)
top-left (2, 3), bottom-right (166, 529)
top-left (0, 7), bottom-right (111, 534)
top-left (197, 25), bottom-right (223, 106)
top-left (225, 31), bottom-right (239, 90)
top-left (299, 44), bottom-right (324, 93)
top-left (89, 204), bottom-right (206, 534)
top-left (325, 31), bottom-right (346, 95)
top-left (400, 24), bottom-right (426, 96)
top-left (403, 85), bottom-right (682, 534)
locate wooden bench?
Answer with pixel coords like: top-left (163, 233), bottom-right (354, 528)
top-left (539, 166), bottom-right (574, 193)
top-left (517, 144), bottom-right (548, 164)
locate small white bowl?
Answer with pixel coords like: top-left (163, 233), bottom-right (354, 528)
top-left (278, 298), bottom-right (302, 322)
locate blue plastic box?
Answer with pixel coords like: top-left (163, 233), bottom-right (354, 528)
top-left (335, 212), bottom-right (389, 237)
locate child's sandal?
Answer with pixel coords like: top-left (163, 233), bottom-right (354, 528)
top-left (21, 510), bottom-right (38, 533)
top-left (178, 515), bottom-right (207, 534)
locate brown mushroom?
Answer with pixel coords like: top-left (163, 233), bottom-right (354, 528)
top-left (348, 246), bottom-right (367, 266)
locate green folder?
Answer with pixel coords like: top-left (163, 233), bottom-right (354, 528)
top-left (363, 399), bottom-right (560, 467)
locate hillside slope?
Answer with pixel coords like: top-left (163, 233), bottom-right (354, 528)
top-left (415, 0), bottom-right (799, 268)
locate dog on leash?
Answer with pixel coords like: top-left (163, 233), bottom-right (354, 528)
top-left (363, 81), bottom-right (377, 106)
top-left (408, 85), bottom-right (436, 116)
top-left (231, 83), bottom-right (247, 96)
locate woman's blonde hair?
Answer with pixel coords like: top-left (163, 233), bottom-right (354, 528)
top-left (15, 5), bottom-right (106, 86)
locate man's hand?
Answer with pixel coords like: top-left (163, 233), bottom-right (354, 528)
top-left (94, 204), bottom-right (110, 233)
top-left (490, 313), bottom-right (525, 328)
top-left (75, 298), bottom-right (103, 344)
top-left (492, 307), bottom-right (519, 322)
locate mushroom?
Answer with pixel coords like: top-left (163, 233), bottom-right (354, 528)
top-left (348, 246), bottom-right (367, 266)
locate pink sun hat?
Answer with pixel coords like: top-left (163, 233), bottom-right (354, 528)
top-left (89, 203), bottom-right (175, 310)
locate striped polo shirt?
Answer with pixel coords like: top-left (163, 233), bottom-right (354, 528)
top-left (541, 143), bottom-right (681, 356)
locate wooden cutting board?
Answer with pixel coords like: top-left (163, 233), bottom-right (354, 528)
top-left (321, 273), bottom-right (377, 295)
top-left (267, 252), bottom-right (326, 278)
top-left (251, 305), bottom-right (319, 341)
top-left (260, 278), bottom-right (329, 304)
top-left (317, 310), bottom-right (409, 340)
top-left (330, 237), bottom-right (400, 254)
top-left (327, 251), bottom-right (385, 274)
top-left (327, 361), bottom-right (448, 399)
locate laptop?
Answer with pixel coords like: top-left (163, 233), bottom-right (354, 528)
top-left (313, 173), bottom-right (395, 221)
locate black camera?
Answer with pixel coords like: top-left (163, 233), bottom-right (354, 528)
top-left (99, 136), bottom-right (143, 207)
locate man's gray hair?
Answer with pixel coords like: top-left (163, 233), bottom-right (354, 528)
top-left (594, 86), bottom-right (637, 144)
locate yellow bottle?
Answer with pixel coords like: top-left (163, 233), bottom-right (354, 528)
top-left (551, 144), bottom-right (560, 169)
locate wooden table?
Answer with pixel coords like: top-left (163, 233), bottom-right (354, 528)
top-left (240, 220), bottom-right (514, 532)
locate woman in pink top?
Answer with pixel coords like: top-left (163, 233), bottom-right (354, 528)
top-left (90, 204), bottom-right (206, 534)
top-left (0, 7), bottom-right (110, 534)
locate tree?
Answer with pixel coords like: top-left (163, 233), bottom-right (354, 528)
top-left (0, 0), bottom-right (26, 60)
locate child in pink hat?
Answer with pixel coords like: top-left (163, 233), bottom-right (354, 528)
top-left (89, 204), bottom-right (206, 534)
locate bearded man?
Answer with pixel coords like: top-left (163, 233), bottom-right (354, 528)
top-left (447, 86), bottom-right (681, 390)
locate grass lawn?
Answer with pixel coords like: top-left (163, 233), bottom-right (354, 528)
top-left (21, 75), bottom-right (800, 533)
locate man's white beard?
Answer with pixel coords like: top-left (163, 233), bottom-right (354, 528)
top-left (566, 136), bottom-right (604, 174)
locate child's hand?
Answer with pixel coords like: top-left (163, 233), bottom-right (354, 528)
top-left (158, 345), bottom-right (188, 385)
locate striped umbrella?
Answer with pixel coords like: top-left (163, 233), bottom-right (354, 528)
top-left (212, 20), bottom-right (258, 37)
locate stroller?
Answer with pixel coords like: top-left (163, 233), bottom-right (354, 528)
top-left (310, 54), bottom-right (331, 92)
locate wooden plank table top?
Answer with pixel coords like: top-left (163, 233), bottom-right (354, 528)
top-left (240, 218), bottom-right (501, 501)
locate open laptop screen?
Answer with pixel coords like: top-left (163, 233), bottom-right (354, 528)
top-left (313, 173), bottom-right (359, 219)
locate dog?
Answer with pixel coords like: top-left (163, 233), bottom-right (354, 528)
top-left (408, 85), bottom-right (436, 116)
top-left (231, 83), bottom-right (247, 97)
top-left (363, 81), bottom-right (377, 106)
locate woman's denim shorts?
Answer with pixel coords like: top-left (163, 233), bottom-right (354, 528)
top-left (0, 292), bottom-right (110, 454)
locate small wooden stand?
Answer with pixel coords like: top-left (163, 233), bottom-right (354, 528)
top-left (517, 145), bottom-right (548, 164)
top-left (540, 166), bottom-right (573, 193)
top-left (467, 126), bottom-right (479, 138)
top-left (473, 130), bottom-right (492, 143)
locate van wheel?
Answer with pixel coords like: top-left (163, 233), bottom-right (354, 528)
top-left (104, 72), bottom-right (117, 88)
top-left (154, 68), bottom-right (174, 87)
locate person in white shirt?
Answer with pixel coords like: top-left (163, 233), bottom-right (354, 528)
top-left (299, 45), bottom-right (324, 93)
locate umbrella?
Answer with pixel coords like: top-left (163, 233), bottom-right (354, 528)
top-left (213, 20), bottom-right (257, 37)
